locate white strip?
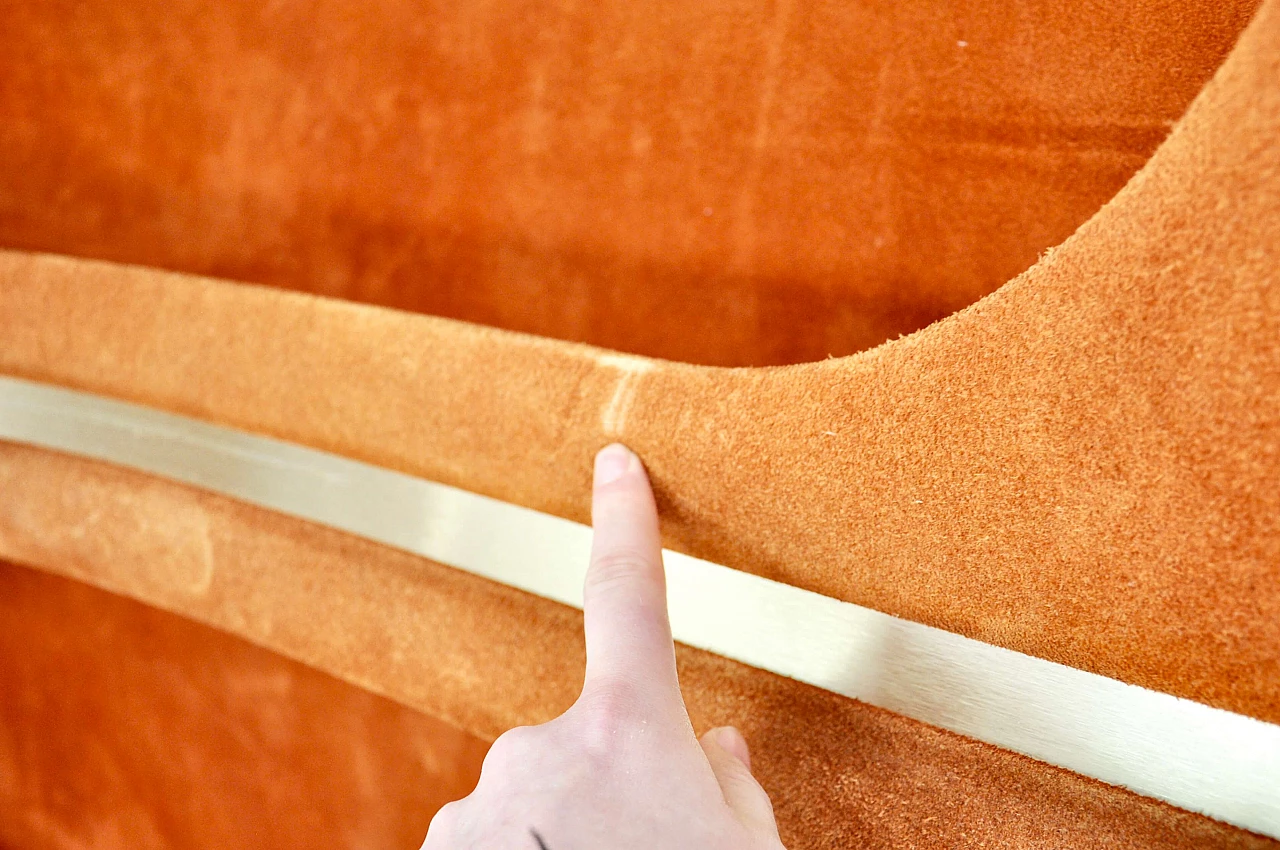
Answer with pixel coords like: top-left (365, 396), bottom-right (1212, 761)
top-left (0, 375), bottom-right (1276, 836)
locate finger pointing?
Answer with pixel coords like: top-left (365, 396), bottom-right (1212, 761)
top-left (581, 444), bottom-right (680, 705)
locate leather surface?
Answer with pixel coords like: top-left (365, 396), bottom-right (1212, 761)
top-left (0, 557), bottom-right (488, 849)
top-left (3, 0), bottom-right (1278, 723)
top-left (0, 455), bottom-right (1271, 850)
top-left (0, 0), bottom-right (1259, 365)
top-left (1, 0), bottom-right (1278, 845)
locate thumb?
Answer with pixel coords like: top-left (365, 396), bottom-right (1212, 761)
top-left (699, 727), bottom-right (781, 839)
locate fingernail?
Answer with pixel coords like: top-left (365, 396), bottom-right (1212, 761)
top-left (714, 726), bottom-right (751, 769)
top-left (594, 443), bottom-right (634, 486)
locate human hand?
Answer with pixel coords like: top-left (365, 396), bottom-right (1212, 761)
top-left (421, 443), bottom-right (786, 849)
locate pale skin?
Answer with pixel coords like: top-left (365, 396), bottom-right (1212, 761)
top-left (421, 443), bottom-right (787, 850)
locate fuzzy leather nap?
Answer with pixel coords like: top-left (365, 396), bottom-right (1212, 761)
top-left (0, 0), bottom-right (1277, 846)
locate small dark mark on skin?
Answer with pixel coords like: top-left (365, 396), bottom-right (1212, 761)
top-left (530, 827), bottom-right (552, 850)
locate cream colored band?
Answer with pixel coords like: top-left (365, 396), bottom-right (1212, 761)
top-left (0, 375), bottom-right (1275, 837)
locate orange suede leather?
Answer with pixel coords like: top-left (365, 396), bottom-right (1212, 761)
top-left (0, 558), bottom-right (488, 849)
top-left (3, 0), bottom-right (1279, 721)
top-left (0, 451), bottom-right (1271, 850)
top-left (0, 0), bottom-right (1259, 365)
top-left (1, 0), bottom-right (1279, 846)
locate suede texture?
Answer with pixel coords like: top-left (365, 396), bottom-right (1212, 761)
top-left (0, 556), bottom-right (489, 849)
top-left (1, 0), bottom-right (1279, 845)
top-left (0, 0), bottom-right (1259, 365)
top-left (0, 449), bottom-right (1272, 850)
top-left (3, 0), bottom-right (1278, 721)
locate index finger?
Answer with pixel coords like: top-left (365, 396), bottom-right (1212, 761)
top-left (580, 444), bottom-right (681, 705)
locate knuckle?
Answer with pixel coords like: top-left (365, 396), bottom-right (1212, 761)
top-left (422, 800), bottom-right (461, 846)
top-left (587, 549), bottom-right (655, 591)
top-left (574, 678), bottom-right (645, 753)
top-left (481, 724), bottom-right (540, 773)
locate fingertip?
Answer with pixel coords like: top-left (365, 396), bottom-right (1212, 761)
top-left (594, 443), bottom-right (639, 487)
top-left (709, 726), bottom-right (752, 770)
top-left (590, 443), bottom-right (658, 539)
top-left (716, 726), bottom-right (752, 770)
top-left (700, 725), bottom-right (779, 836)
